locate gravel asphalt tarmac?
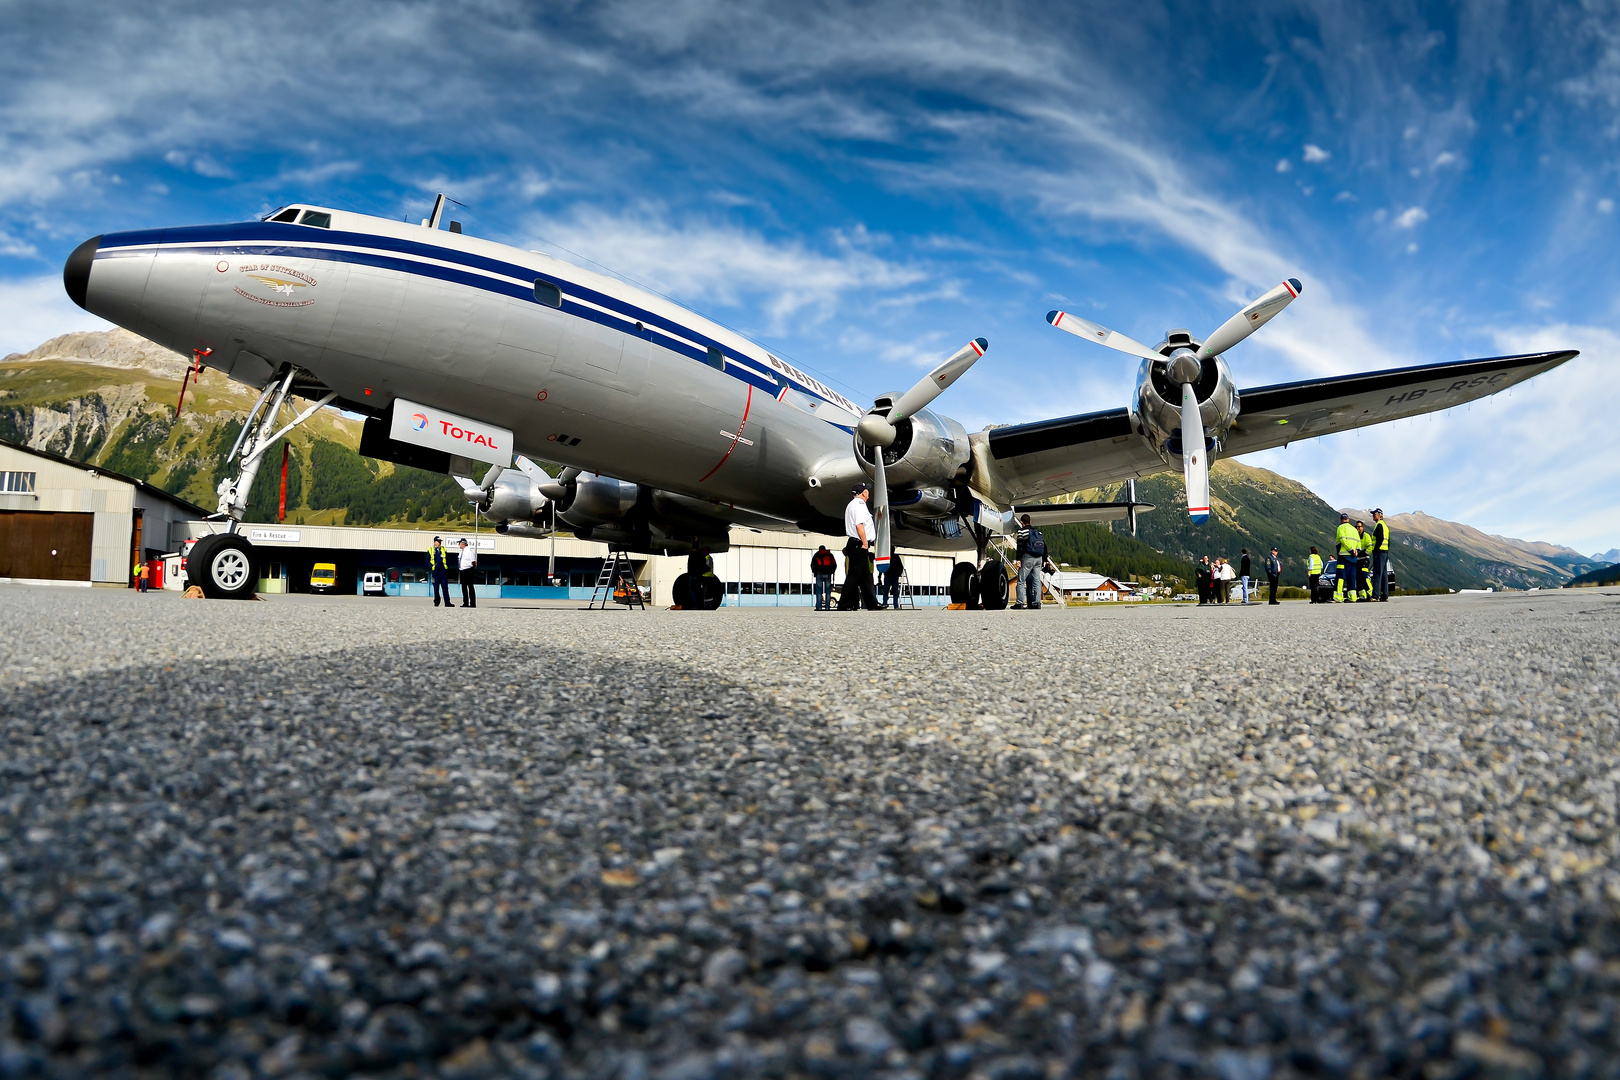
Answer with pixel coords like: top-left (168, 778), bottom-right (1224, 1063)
top-left (4, 585), bottom-right (1620, 1079)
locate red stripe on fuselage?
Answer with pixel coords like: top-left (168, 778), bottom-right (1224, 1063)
top-left (699, 385), bottom-right (753, 483)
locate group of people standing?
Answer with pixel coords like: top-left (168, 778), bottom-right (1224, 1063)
top-left (1309, 509), bottom-right (1391, 602)
top-left (426, 535), bottom-right (480, 608)
top-left (813, 482), bottom-right (907, 610)
top-left (1195, 547), bottom-right (1283, 605)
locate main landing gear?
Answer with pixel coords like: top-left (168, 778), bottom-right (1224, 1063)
top-left (947, 520), bottom-right (1010, 610)
top-left (186, 364), bottom-right (336, 599)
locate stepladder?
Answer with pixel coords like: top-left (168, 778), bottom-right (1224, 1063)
top-left (585, 548), bottom-right (645, 610)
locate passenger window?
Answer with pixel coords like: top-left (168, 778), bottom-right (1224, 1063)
top-left (534, 280), bottom-right (562, 308)
top-left (298, 210), bottom-right (332, 228)
top-left (706, 346), bottom-right (725, 371)
top-left (270, 208), bottom-right (300, 222)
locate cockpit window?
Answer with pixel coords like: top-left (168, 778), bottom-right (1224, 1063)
top-left (269, 208), bottom-right (300, 223)
top-left (298, 210), bottom-right (332, 228)
top-left (533, 280), bottom-right (562, 308)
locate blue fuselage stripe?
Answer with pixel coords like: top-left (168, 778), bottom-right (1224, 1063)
top-left (97, 222), bottom-right (847, 416)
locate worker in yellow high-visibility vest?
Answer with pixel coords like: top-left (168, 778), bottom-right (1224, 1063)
top-left (1307, 547), bottom-right (1324, 603)
top-left (1370, 508), bottom-right (1392, 602)
top-left (1333, 513), bottom-right (1360, 603)
top-left (1358, 520), bottom-right (1375, 601)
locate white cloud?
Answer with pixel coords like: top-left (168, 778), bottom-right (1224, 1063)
top-left (0, 275), bottom-right (112, 357)
top-left (1432, 150), bottom-right (1458, 168)
top-left (1600, 198), bottom-right (1615, 214)
top-left (523, 207), bottom-right (927, 333)
top-left (1393, 206), bottom-right (1429, 229)
top-left (1406, 242), bottom-right (1419, 254)
top-left (1275, 158), bottom-right (1292, 173)
top-left (1302, 144), bottom-right (1331, 163)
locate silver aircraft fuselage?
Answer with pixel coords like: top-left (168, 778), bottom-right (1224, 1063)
top-left (69, 203), bottom-right (943, 543)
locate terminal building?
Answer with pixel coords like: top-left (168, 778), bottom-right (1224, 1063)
top-left (176, 520), bottom-right (959, 606)
top-left (0, 436), bottom-right (959, 604)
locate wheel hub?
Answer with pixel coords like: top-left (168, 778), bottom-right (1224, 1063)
top-left (212, 548), bottom-right (251, 591)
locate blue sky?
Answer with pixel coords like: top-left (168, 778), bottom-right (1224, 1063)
top-left (2, 0), bottom-right (1616, 552)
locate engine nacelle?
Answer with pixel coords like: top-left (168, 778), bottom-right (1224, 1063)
top-left (1130, 330), bottom-right (1240, 461)
top-left (853, 404), bottom-right (972, 490)
top-left (482, 471), bottom-right (549, 524)
top-left (555, 471), bottom-right (641, 532)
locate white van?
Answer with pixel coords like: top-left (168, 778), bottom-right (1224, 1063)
top-left (362, 572), bottom-right (386, 597)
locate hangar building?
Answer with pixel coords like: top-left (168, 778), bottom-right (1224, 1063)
top-left (0, 438), bottom-right (208, 586)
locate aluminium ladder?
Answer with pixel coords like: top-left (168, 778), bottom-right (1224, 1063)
top-left (585, 548), bottom-right (645, 610)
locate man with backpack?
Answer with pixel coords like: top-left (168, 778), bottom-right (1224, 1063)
top-left (810, 544), bottom-right (837, 610)
top-left (1014, 513), bottom-right (1047, 609)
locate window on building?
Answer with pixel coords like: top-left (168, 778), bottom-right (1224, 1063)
top-left (298, 210), bottom-right (332, 228)
top-left (534, 280), bottom-right (562, 308)
top-left (0, 471), bottom-right (35, 493)
top-left (268, 207), bottom-right (300, 222)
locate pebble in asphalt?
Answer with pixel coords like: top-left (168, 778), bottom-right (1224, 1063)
top-left (2, 585), bottom-right (1620, 1079)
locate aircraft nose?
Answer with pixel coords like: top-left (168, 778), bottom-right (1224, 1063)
top-left (63, 235), bottom-right (101, 309)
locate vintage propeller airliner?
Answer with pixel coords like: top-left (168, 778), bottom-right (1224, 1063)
top-left (63, 195), bottom-right (1576, 602)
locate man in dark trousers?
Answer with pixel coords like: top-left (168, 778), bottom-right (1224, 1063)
top-left (837, 483), bottom-right (880, 610)
top-left (1370, 508), bottom-right (1392, 602)
top-left (457, 538), bottom-right (478, 607)
top-left (1238, 548), bottom-right (1253, 604)
top-left (1265, 546), bottom-right (1282, 605)
top-left (1196, 555), bottom-right (1212, 604)
top-left (1307, 546), bottom-right (1323, 602)
top-left (427, 536), bottom-right (452, 609)
top-left (882, 550), bottom-right (905, 609)
top-left (1014, 514), bottom-right (1047, 609)
top-left (810, 544), bottom-right (837, 611)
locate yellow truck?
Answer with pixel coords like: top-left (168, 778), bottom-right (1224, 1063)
top-left (310, 562), bottom-right (338, 593)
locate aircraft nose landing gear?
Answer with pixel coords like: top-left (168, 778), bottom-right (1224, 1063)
top-left (186, 363), bottom-right (337, 599)
top-left (187, 533), bottom-right (258, 600)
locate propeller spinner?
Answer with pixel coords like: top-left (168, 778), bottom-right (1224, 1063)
top-left (1046, 279), bottom-right (1302, 525)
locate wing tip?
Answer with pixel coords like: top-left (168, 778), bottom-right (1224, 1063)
top-left (1046, 310), bottom-right (1062, 326)
top-left (973, 336), bottom-right (988, 354)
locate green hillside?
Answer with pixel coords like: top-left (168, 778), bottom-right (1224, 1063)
top-left (1036, 523), bottom-right (1196, 586)
top-left (1568, 563), bottom-right (1620, 587)
top-left (0, 335), bottom-right (475, 529)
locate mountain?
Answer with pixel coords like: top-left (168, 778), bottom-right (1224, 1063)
top-left (1055, 459), bottom-right (1596, 592)
top-left (0, 329), bottom-right (475, 527)
top-left (1372, 511), bottom-right (1604, 588)
top-left (1592, 548), bottom-right (1620, 565)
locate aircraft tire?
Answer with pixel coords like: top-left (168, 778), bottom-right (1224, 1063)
top-left (949, 562), bottom-right (980, 608)
top-left (193, 534), bottom-right (258, 600)
top-left (979, 560), bottom-right (1009, 610)
top-left (672, 573), bottom-right (692, 609)
top-left (700, 576), bottom-right (724, 609)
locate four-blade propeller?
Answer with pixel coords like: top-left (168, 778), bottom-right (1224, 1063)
top-left (856, 337), bottom-right (988, 574)
top-left (1046, 278), bottom-right (1302, 524)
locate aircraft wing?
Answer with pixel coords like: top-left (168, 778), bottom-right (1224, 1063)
top-left (979, 350), bottom-right (1577, 504)
top-left (1220, 349), bottom-right (1577, 457)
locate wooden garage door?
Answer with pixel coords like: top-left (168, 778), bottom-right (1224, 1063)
top-left (0, 511), bottom-right (95, 581)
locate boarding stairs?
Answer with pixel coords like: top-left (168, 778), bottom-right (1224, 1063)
top-left (585, 548), bottom-right (645, 611)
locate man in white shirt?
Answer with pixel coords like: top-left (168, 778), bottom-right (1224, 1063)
top-left (837, 483), bottom-right (881, 610)
top-left (457, 538), bottom-right (478, 608)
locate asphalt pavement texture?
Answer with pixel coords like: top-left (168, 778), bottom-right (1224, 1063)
top-left (4, 586), bottom-right (1620, 1080)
